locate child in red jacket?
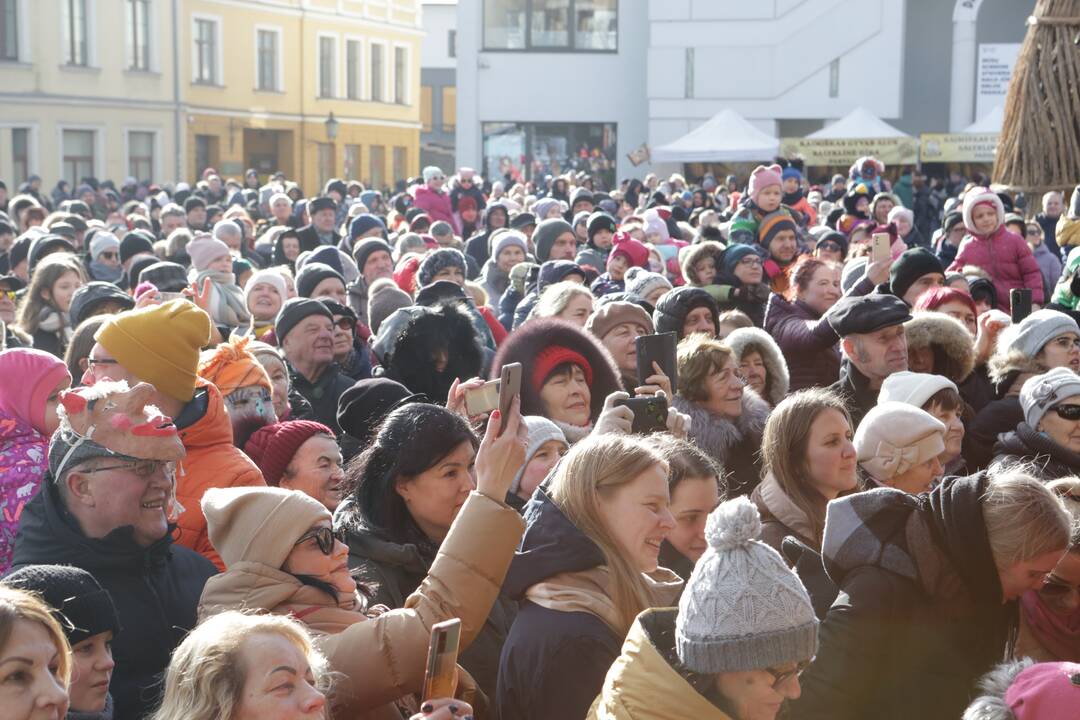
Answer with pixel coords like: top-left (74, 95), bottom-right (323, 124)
top-left (947, 188), bottom-right (1043, 313)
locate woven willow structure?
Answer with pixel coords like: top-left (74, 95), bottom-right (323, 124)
top-left (993, 0), bottom-right (1080, 194)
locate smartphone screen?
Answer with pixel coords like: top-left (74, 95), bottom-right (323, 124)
top-left (422, 619), bottom-right (461, 701)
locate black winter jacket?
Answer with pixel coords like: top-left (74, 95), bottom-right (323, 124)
top-left (965, 396), bottom-right (1022, 471)
top-left (792, 474), bottom-right (1017, 720)
top-left (992, 422), bottom-right (1080, 480)
top-left (289, 362), bottom-right (354, 433)
top-left (12, 481), bottom-right (217, 720)
top-left (828, 360), bottom-right (879, 430)
top-left (496, 490), bottom-right (621, 720)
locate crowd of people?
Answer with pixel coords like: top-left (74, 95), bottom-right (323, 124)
top-left (2, 156), bottom-right (1080, 720)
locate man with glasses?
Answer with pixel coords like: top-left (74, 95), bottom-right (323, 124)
top-left (12, 381), bottom-right (217, 720)
top-left (414, 165), bottom-right (459, 235)
top-left (85, 300), bottom-right (265, 569)
top-left (827, 293), bottom-right (912, 429)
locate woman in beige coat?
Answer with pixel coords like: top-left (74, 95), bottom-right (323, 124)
top-left (198, 401), bottom-right (528, 720)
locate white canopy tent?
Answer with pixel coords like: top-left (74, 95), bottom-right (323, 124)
top-left (963, 105), bottom-right (1004, 134)
top-left (807, 106), bottom-right (911, 139)
top-left (651, 109), bottom-right (780, 163)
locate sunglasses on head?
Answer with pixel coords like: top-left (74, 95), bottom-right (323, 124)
top-left (295, 526), bottom-right (346, 555)
top-left (1052, 404), bottom-right (1080, 421)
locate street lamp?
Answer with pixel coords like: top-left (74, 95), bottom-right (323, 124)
top-left (325, 111), bottom-right (339, 141)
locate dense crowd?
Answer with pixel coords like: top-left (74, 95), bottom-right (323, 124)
top-left (2, 157), bottom-right (1080, 720)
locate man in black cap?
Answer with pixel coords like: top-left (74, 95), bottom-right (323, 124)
top-left (184, 195), bottom-right (207, 232)
top-left (296, 196), bottom-right (340, 252)
top-left (69, 281), bottom-right (136, 328)
top-left (275, 297), bottom-right (354, 430)
top-left (885, 247), bottom-right (945, 306)
top-left (826, 293), bottom-right (912, 428)
top-left (349, 237), bottom-right (394, 327)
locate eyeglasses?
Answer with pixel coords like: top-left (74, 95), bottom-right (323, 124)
top-left (87, 357), bottom-right (119, 368)
top-left (817, 241), bottom-right (842, 253)
top-left (737, 256), bottom-right (763, 267)
top-left (1051, 404), bottom-right (1080, 421)
top-left (333, 317), bottom-right (356, 332)
top-left (1026, 229), bottom-right (1042, 237)
top-left (295, 526), bottom-right (346, 556)
top-left (1039, 578), bottom-right (1080, 599)
top-left (764, 660), bottom-right (811, 688)
top-left (0, 290), bottom-right (16, 302)
top-left (82, 459), bottom-right (174, 479)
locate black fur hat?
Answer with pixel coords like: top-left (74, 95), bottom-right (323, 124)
top-left (383, 301), bottom-right (483, 402)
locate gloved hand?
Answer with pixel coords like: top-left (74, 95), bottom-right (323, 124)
top-left (593, 391), bottom-right (633, 436)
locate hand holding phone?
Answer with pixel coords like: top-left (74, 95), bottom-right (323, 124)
top-left (870, 233), bottom-right (892, 265)
top-left (614, 396), bottom-right (669, 434)
top-left (1010, 288), bottom-right (1032, 323)
top-left (422, 619), bottom-right (461, 702)
top-left (636, 333), bottom-right (678, 391)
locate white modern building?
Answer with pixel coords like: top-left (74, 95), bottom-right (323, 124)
top-left (455, 0), bottom-right (1031, 185)
top-left (421, 0), bottom-right (458, 171)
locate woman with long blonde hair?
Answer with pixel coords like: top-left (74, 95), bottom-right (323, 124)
top-left (496, 433), bottom-right (683, 720)
top-left (0, 585), bottom-right (71, 720)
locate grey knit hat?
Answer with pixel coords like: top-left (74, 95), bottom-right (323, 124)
top-left (417, 247), bottom-right (467, 287)
top-left (1001, 309), bottom-right (1080, 358)
top-left (676, 496), bottom-right (818, 673)
top-left (624, 266), bottom-right (672, 301)
top-left (1020, 367), bottom-right (1080, 429)
top-left (510, 416), bottom-right (567, 494)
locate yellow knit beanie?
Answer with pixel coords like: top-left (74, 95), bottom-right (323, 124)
top-left (94, 299), bottom-right (212, 402)
top-left (202, 486), bottom-right (330, 569)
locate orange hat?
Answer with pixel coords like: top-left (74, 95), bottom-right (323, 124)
top-left (197, 335), bottom-right (272, 397)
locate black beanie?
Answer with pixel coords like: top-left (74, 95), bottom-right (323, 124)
top-left (295, 262), bottom-right (345, 298)
top-left (353, 238), bottom-right (393, 272)
top-left (138, 261), bottom-right (189, 293)
top-left (69, 281), bottom-right (135, 327)
top-left (889, 247), bottom-right (945, 303)
top-left (8, 234), bottom-right (33, 270)
top-left (127, 255), bottom-right (159, 287)
top-left (183, 196), bottom-right (206, 213)
top-left (2, 565), bottom-right (122, 645)
top-left (119, 230), bottom-right (155, 264)
top-left (337, 377), bottom-right (424, 446)
top-left (586, 211), bottom-right (617, 244)
top-left (275, 296), bottom-right (333, 342)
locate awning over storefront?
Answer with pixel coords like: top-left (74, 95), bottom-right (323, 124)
top-left (780, 106), bottom-right (918, 166)
top-left (651, 109), bottom-right (780, 163)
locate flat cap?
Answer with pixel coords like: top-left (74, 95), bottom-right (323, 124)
top-left (827, 293), bottom-right (911, 337)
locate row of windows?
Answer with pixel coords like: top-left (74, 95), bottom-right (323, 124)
top-left (1, 0), bottom-right (152, 69)
top-left (420, 85), bottom-right (456, 134)
top-left (484, 0), bottom-right (618, 52)
top-left (316, 34), bottom-right (411, 104)
top-left (315, 143), bottom-right (409, 189)
top-left (6, 127), bottom-right (156, 185)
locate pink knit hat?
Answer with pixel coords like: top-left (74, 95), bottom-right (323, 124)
top-left (1005, 662), bottom-right (1080, 719)
top-left (748, 164), bottom-right (783, 205)
top-left (186, 235), bottom-right (231, 272)
top-left (0, 348), bottom-right (71, 435)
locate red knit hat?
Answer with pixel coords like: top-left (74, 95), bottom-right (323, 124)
top-left (531, 346), bottom-right (593, 394)
top-left (244, 420), bottom-right (335, 486)
top-left (610, 232), bottom-right (650, 269)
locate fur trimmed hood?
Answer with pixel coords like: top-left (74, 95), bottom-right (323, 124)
top-left (962, 187), bottom-right (1005, 236)
top-left (491, 317), bottom-right (623, 423)
top-left (961, 658), bottom-right (1034, 720)
top-left (904, 312), bottom-right (976, 384)
top-left (723, 326), bottom-right (790, 406)
top-left (679, 241), bottom-right (724, 286)
top-left (671, 389), bottom-right (770, 466)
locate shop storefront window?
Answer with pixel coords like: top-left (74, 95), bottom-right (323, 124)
top-left (483, 121), bottom-right (616, 188)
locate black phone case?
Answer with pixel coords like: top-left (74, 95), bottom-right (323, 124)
top-left (636, 332), bottom-right (678, 391)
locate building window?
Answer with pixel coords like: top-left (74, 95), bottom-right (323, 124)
top-left (482, 121), bottom-right (616, 187)
top-left (195, 134), bottom-right (218, 178)
top-left (369, 145), bottom-right (385, 189)
top-left (316, 143), bottom-right (333, 187)
top-left (344, 144), bottom-right (361, 181)
top-left (448, 29), bottom-right (456, 58)
top-left (11, 128), bottom-right (29, 184)
top-left (392, 146), bottom-right (408, 185)
top-left (64, 0), bottom-right (90, 66)
top-left (420, 85), bottom-right (433, 133)
top-left (318, 36), bottom-right (336, 98)
top-left (257, 29), bottom-right (279, 91)
top-left (394, 46), bottom-right (408, 105)
top-left (346, 39), bottom-right (362, 100)
top-left (127, 0), bottom-right (150, 70)
top-left (193, 18), bottom-right (218, 84)
top-left (128, 130), bottom-right (154, 182)
top-left (370, 43), bottom-right (384, 102)
top-left (62, 129), bottom-right (95, 185)
top-left (484, 0), bottom-right (616, 51)
top-left (441, 87), bottom-right (456, 134)
top-left (1, 0), bottom-right (19, 61)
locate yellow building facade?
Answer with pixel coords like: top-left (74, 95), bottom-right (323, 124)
top-left (0, 0), bottom-right (422, 193)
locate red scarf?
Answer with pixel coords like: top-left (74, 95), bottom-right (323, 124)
top-left (1022, 590), bottom-right (1080, 661)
